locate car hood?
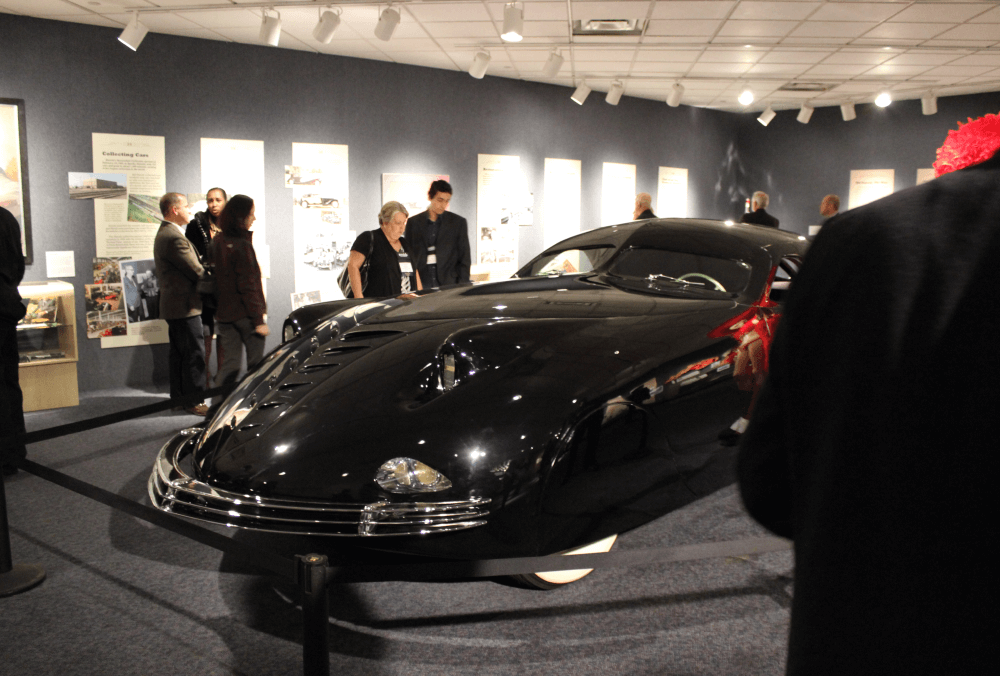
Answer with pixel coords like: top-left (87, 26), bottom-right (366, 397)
top-left (194, 277), bottom-right (747, 503)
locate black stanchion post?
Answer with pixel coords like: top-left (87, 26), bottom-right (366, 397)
top-left (298, 553), bottom-right (330, 676)
top-left (0, 472), bottom-right (46, 597)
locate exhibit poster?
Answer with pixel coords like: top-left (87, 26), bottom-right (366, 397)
top-left (1, 98), bottom-right (30, 260)
top-left (382, 173), bottom-right (449, 215)
top-left (916, 168), bottom-right (935, 185)
top-left (84, 283), bottom-right (125, 339)
top-left (542, 158), bottom-right (581, 250)
top-left (848, 169), bottom-right (894, 210)
top-left (602, 162), bottom-right (636, 227)
top-left (104, 258), bottom-right (167, 349)
top-left (476, 153), bottom-right (520, 279)
top-left (91, 133), bottom-right (168, 348)
top-left (657, 167), bottom-right (688, 218)
top-left (91, 133), bottom-right (165, 260)
top-left (201, 138), bottom-right (267, 245)
top-left (291, 142), bottom-right (350, 298)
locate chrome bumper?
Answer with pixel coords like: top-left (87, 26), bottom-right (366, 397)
top-left (147, 429), bottom-right (490, 537)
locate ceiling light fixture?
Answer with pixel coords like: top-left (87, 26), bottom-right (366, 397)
top-left (757, 106), bottom-right (776, 126)
top-left (922, 92), bottom-right (938, 116)
top-left (374, 6), bottom-right (400, 42)
top-left (875, 91), bottom-right (892, 107)
top-left (738, 87), bottom-right (754, 106)
top-left (501, 2), bottom-right (523, 43)
top-left (260, 9), bottom-right (281, 47)
top-left (541, 50), bottom-right (564, 78)
top-left (797, 103), bottom-right (814, 124)
top-left (606, 81), bottom-right (624, 106)
top-left (313, 8), bottom-right (341, 44)
top-left (841, 102), bottom-right (856, 122)
top-left (118, 11), bottom-right (148, 51)
top-left (667, 82), bottom-right (685, 107)
top-left (469, 51), bottom-right (491, 79)
top-left (571, 82), bottom-right (591, 105)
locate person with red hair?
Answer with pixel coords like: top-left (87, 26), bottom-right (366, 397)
top-left (738, 113), bottom-right (998, 675)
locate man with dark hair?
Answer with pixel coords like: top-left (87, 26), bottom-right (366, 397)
top-left (0, 206), bottom-right (26, 475)
top-left (740, 191), bottom-right (779, 228)
top-left (405, 179), bottom-right (471, 288)
top-left (633, 192), bottom-right (656, 219)
top-left (737, 116), bottom-right (998, 675)
top-left (153, 192), bottom-right (207, 416)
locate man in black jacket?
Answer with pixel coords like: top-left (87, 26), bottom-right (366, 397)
top-left (740, 191), bottom-right (779, 228)
top-left (1, 206), bottom-right (26, 475)
top-left (404, 180), bottom-right (471, 288)
top-left (737, 125), bottom-right (998, 674)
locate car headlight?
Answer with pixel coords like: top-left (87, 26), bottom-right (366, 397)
top-left (375, 458), bottom-right (452, 494)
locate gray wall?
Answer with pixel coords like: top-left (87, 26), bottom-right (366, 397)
top-left (1, 13), bottom-right (996, 394)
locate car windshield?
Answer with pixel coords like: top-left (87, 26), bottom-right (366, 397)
top-left (521, 246), bottom-right (616, 277)
top-left (605, 247), bottom-right (752, 296)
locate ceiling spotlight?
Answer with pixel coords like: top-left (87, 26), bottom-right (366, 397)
top-left (571, 82), bottom-right (591, 105)
top-left (313, 9), bottom-right (341, 44)
top-left (797, 103), bottom-right (814, 124)
top-left (260, 9), bottom-right (281, 47)
top-left (875, 91), bottom-right (892, 107)
top-left (469, 51), bottom-right (491, 79)
top-left (841, 102), bottom-right (856, 122)
top-left (501, 2), bottom-right (523, 43)
top-left (922, 92), bottom-right (938, 116)
top-left (542, 50), bottom-right (564, 78)
top-left (606, 82), bottom-right (625, 106)
top-left (667, 82), bottom-right (685, 107)
top-left (118, 11), bottom-right (148, 51)
top-left (757, 106), bottom-right (776, 126)
top-left (374, 6), bottom-right (400, 42)
top-left (738, 87), bottom-right (754, 106)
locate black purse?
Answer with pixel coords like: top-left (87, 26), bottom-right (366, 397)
top-left (337, 231), bottom-right (374, 298)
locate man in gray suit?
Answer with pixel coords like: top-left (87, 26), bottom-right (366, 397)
top-left (153, 193), bottom-right (207, 416)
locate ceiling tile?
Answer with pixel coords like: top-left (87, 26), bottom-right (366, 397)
top-left (888, 3), bottom-right (996, 23)
top-left (948, 54), bottom-right (1000, 66)
top-left (921, 39), bottom-right (997, 47)
top-left (809, 2), bottom-right (904, 23)
top-left (687, 62), bottom-right (754, 75)
top-left (717, 20), bottom-right (799, 38)
top-left (629, 62), bottom-right (690, 75)
top-left (698, 49), bottom-right (767, 63)
top-left (970, 6), bottom-right (1000, 22)
top-left (782, 35), bottom-right (853, 45)
top-left (521, 2), bottom-right (570, 22)
top-left (405, 3), bottom-right (493, 23)
top-left (177, 10), bottom-right (260, 29)
top-left (884, 52), bottom-right (965, 66)
top-left (821, 51), bottom-right (895, 65)
top-left (646, 19), bottom-right (724, 36)
top-left (864, 63), bottom-right (937, 77)
top-left (730, 2), bottom-right (821, 21)
top-left (424, 22), bottom-right (497, 39)
top-left (745, 62), bottom-right (813, 75)
top-left (635, 50), bottom-right (702, 62)
top-left (759, 50), bottom-right (831, 64)
top-left (0, 0), bottom-right (93, 14)
top-left (862, 23), bottom-right (954, 40)
top-left (520, 21), bottom-right (571, 38)
top-left (789, 22), bottom-right (878, 38)
top-left (650, 1), bottom-right (736, 20)
top-left (922, 64), bottom-right (997, 76)
top-left (933, 23), bottom-right (1000, 40)
top-left (571, 48), bottom-right (639, 61)
top-left (571, 2), bottom-right (653, 23)
top-left (804, 63), bottom-right (878, 76)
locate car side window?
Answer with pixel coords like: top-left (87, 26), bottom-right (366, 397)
top-left (769, 256), bottom-right (801, 304)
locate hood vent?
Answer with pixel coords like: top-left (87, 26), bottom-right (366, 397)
top-left (340, 329), bottom-right (405, 342)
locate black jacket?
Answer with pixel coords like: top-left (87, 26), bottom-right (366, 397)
top-left (740, 208), bottom-right (779, 228)
top-left (0, 206), bottom-right (26, 323)
top-left (738, 151), bottom-right (998, 675)
top-left (404, 210), bottom-right (472, 286)
top-left (185, 211), bottom-right (216, 261)
top-left (636, 209), bottom-right (656, 220)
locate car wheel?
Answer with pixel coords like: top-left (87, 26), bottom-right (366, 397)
top-left (512, 534), bottom-right (618, 590)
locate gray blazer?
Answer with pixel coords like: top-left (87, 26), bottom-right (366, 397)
top-left (153, 221), bottom-right (204, 320)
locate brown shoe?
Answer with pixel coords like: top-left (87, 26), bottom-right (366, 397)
top-left (184, 403), bottom-right (209, 416)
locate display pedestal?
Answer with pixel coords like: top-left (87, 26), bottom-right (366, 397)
top-left (17, 281), bottom-right (79, 412)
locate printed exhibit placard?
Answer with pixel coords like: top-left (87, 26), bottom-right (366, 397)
top-left (201, 138), bottom-right (267, 245)
top-left (848, 169), bottom-right (894, 210)
top-left (916, 168), bottom-right (935, 185)
top-left (543, 158), bottom-right (581, 250)
top-left (291, 142), bottom-right (350, 298)
top-left (601, 162), bottom-right (636, 227)
top-left (382, 173), bottom-right (449, 216)
top-left (92, 132), bottom-right (168, 348)
top-left (657, 167), bottom-right (688, 218)
top-left (476, 154), bottom-right (521, 279)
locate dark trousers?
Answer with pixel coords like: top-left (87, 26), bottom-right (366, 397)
top-left (1, 321), bottom-right (25, 466)
top-left (215, 318), bottom-right (266, 390)
top-left (167, 315), bottom-right (206, 400)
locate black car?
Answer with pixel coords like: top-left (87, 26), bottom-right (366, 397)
top-left (150, 219), bottom-right (807, 587)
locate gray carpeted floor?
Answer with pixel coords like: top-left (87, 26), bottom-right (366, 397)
top-left (1, 388), bottom-right (793, 676)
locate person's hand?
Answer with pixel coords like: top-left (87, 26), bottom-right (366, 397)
top-left (255, 324), bottom-right (270, 336)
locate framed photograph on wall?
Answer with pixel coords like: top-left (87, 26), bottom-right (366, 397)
top-left (1, 97), bottom-right (32, 264)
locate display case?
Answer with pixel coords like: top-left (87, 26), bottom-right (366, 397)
top-left (17, 280), bottom-right (79, 411)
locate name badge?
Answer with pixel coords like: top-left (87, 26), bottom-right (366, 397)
top-left (427, 253), bottom-right (437, 265)
top-left (400, 261), bottom-right (413, 273)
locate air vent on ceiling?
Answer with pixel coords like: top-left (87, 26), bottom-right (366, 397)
top-left (572, 19), bottom-right (646, 37)
top-left (778, 82), bottom-right (829, 92)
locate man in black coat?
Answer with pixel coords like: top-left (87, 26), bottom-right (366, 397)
top-left (404, 180), bottom-right (471, 288)
top-left (740, 190), bottom-right (779, 228)
top-left (737, 140), bottom-right (997, 674)
top-left (633, 192), bottom-right (656, 220)
top-left (0, 206), bottom-right (27, 475)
